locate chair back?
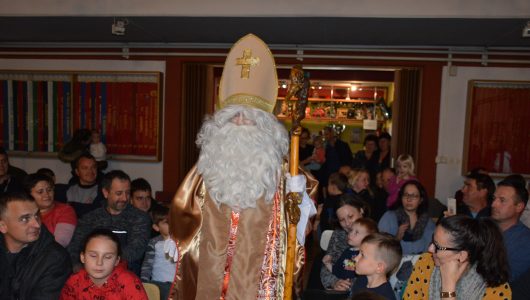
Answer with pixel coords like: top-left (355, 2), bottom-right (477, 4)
top-left (320, 230), bottom-right (334, 251)
top-left (143, 282), bottom-right (161, 300)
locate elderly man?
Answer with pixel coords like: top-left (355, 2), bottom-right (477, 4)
top-left (491, 178), bottom-right (530, 282)
top-left (0, 191), bottom-right (71, 299)
top-left (168, 34), bottom-right (317, 300)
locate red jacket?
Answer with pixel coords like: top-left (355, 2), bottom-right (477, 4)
top-left (60, 263), bottom-right (147, 300)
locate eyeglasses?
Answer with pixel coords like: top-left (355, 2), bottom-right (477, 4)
top-left (430, 239), bottom-right (461, 253)
top-left (402, 193), bottom-right (420, 200)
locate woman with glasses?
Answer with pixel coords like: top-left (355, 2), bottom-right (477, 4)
top-left (378, 180), bottom-right (435, 254)
top-left (403, 215), bottom-right (510, 299)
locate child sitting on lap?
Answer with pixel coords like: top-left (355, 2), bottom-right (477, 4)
top-left (352, 232), bottom-right (402, 300)
top-left (60, 228), bottom-right (147, 299)
top-left (331, 218), bottom-right (379, 281)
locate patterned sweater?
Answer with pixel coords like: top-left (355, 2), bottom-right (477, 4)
top-left (67, 205), bottom-right (151, 268)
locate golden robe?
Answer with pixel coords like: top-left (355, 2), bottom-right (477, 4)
top-left (168, 164), bottom-right (318, 300)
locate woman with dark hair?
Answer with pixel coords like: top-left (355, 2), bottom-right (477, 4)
top-left (23, 173), bottom-right (77, 247)
top-left (320, 194), bottom-right (370, 291)
top-left (404, 215), bottom-right (511, 299)
top-left (378, 180), bottom-right (434, 254)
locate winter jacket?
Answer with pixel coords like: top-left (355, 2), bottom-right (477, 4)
top-left (0, 226), bottom-right (72, 299)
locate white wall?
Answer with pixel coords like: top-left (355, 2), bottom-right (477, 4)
top-left (1, 0), bottom-right (528, 17)
top-left (435, 66), bottom-right (530, 202)
top-left (0, 59), bottom-right (166, 192)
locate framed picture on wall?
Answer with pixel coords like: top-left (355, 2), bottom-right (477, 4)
top-left (463, 80), bottom-right (530, 178)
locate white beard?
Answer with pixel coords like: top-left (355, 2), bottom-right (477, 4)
top-left (196, 105), bottom-right (289, 211)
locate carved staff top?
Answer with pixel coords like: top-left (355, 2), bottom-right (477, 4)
top-left (284, 65), bottom-right (310, 135)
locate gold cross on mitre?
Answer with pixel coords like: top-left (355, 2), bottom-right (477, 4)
top-left (236, 49), bottom-right (260, 79)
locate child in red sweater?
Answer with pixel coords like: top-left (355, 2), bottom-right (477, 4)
top-left (60, 228), bottom-right (148, 300)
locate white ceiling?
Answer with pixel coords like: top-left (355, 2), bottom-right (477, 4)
top-left (1, 0), bottom-right (529, 18)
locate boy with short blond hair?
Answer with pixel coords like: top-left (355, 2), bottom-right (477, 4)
top-left (352, 232), bottom-right (402, 300)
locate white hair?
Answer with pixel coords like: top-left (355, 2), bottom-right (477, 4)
top-left (196, 105), bottom-right (289, 211)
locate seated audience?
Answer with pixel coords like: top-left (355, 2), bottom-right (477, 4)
top-left (348, 168), bottom-right (386, 222)
top-left (23, 173), bottom-right (77, 247)
top-left (130, 177), bottom-right (165, 213)
top-left (352, 232), bottom-right (402, 300)
top-left (305, 135), bottom-right (326, 172)
top-left (141, 205), bottom-right (176, 300)
top-left (321, 195), bottom-right (369, 291)
top-left (321, 126), bottom-right (353, 192)
top-left (339, 164), bottom-right (354, 177)
top-left (404, 215), bottom-right (511, 299)
top-left (386, 154), bottom-right (417, 208)
top-left (331, 218), bottom-right (378, 281)
top-left (491, 177), bottom-right (530, 282)
top-left (37, 167), bottom-right (69, 203)
top-left (60, 228), bottom-right (147, 299)
top-left (299, 127), bottom-right (315, 168)
top-left (379, 167), bottom-right (395, 194)
top-left (453, 172), bottom-right (495, 219)
top-left (66, 153), bottom-right (105, 217)
top-left (368, 132), bottom-right (391, 180)
top-left (453, 167), bottom-right (488, 204)
top-left (319, 172), bottom-right (351, 233)
top-left (378, 181), bottom-right (435, 254)
top-left (504, 174), bottom-right (530, 228)
top-left (6, 152), bottom-right (27, 183)
top-left (67, 170), bottom-right (151, 276)
top-left (0, 191), bottom-right (72, 299)
top-left (353, 134), bottom-right (378, 180)
top-left (0, 148), bottom-right (24, 196)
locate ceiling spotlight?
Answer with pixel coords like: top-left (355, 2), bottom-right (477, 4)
top-left (523, 21), bottom-right (530, 37)
top-left (112, 18), bottom-right (128, 36)
top-left (351, 84), bottom-right (358, 91)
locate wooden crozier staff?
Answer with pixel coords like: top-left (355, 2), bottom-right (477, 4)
top-left (283, 65), bottom-right (310, 300)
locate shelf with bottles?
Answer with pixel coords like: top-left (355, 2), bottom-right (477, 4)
top-left (277, 80), bottom-right (388, 102)
top-left (275, 80), bottom-right (391, 122)
top-left (275, 101), bottom-right (388, 123)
